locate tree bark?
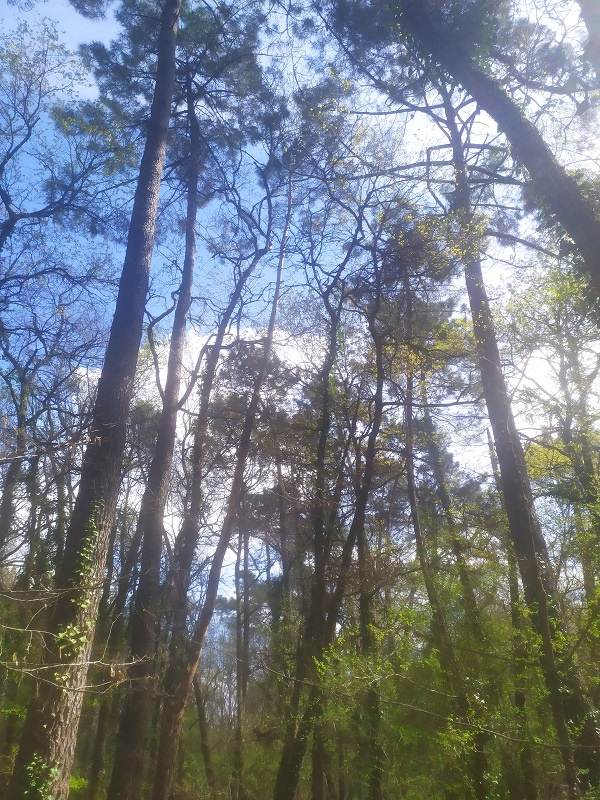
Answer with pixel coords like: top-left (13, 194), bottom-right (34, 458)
top-left (272, 292), bottom-right (344, 800)
top-left (152, 168), bottom-right (290, 800)
top-left (193, 675), bottom-right (218, 800)
top-left (8, 1), bottom-right (180, 796)
top-left (441, 88), bottom-right (600, 797)
top-left (420, 384), bottom-right (485, 642)
top-left (405, 365), bottom-right (487, 800)
top-left (107, 65), bottom-right (199, 800)
top-left (577, 0), bottom-right (600, 85)
top-left (0, 380), bottom-right (28, 557)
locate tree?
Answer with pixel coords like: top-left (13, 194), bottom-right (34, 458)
top-left (577, 0), bottom-right (600, 84)
top-left (8, 0), bottom-right (181, 796)
top-left (327, 0), bottom-right (600, 298)
top-left (105, 2), bottom-right (267, 789)
top-left (0, 20), bottom-right (132, 256)
top-left (440, 82), bottom-right (600, 796)
top-left (3, 3), bottom-right (600, 798)
top-left (152, 147), bottom-right (291, 800)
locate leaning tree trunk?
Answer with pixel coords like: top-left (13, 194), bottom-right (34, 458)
top-left (8, 1), bottom-right (181, 797)
top-left (404, 293), bottom-right (488, 800)
top-left (193, 675), bottom-right (218, 800)
top-left (441, 88), bottom-right (600, 797)
top-left (0, 380), bottom-right (28, 558)
top-left (420, 385), bottom-right (485, 642)
top-left (160, 218), bottom-right (268, 658)
top-left (141, 237), bottom-right (265, 800)
top-left (577, 0), bottom-right (600, 85)
top-left (107, 67), bottom-right (200, 800)
top-left (399, 0), bottom-right (600, 298)
top-left (152, 170), bottom-right (291, 800)
top-left (273, 276), bottom-right (386, 800)
top-left (272, 291), bottom-right (345, 800)
top-left (231, 510), bottom-right (250, 800)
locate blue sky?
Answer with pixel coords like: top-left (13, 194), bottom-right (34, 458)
top-left (0, 0), bottom-right (122, 100)
top-left (0, 0), bottom-right (120, 49)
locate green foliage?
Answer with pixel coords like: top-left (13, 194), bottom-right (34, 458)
top-left (24, 754), bottom-right (60, 800)
top-left (69, 773), bottom-right (88, 794)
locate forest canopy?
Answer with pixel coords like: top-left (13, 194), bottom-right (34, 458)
top-left (1, 1), bottom-right (600, 799)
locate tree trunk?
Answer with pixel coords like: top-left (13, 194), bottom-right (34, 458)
top-left (86, 691), bottom-right (120, 800)
top-left (507, 549), bottom-right (538, 800)
top-left (274, 456), bottom-right (293, 617)
top-left (8, 1), bottom-right (180, 796)
top-left (107, 66), bottom-right (199, 800)
top-left (152, 170), bottom-right (290, 800)
top-left (272, 293), bottom-right (345, 800)
top-left (357, 521), bottom-right (383, 800)
top-left (274, 272), bottom-right (386, 800)
top-left (420, 384), bottom-right (485, 642)
top-left (441, 89), bottom-right (600, 797)
top-left (355, 301), bottom-right (385, 800)
top-left (399, 0), bottom-right (600, 297)
top-left (0, 381), bottom-right (28, 558)
top-left (50, 456), bottom-right (69, 567)
top-left (311, 699), bottom-right (326, 800)
top-left (577, 0), bottom-right (600, 85)
top-left (161, 223), bottom-right (267, 669)
top-left (405, 367), bottom-right (487, 800)
top-left (193, 676), bottom-right (218, 800)
top-left (18, 456), bottom-right (41, 589)
top-left (232, 509), bottom-right (250, 800)
top-left (84, 505), bottom-right (129, 799)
